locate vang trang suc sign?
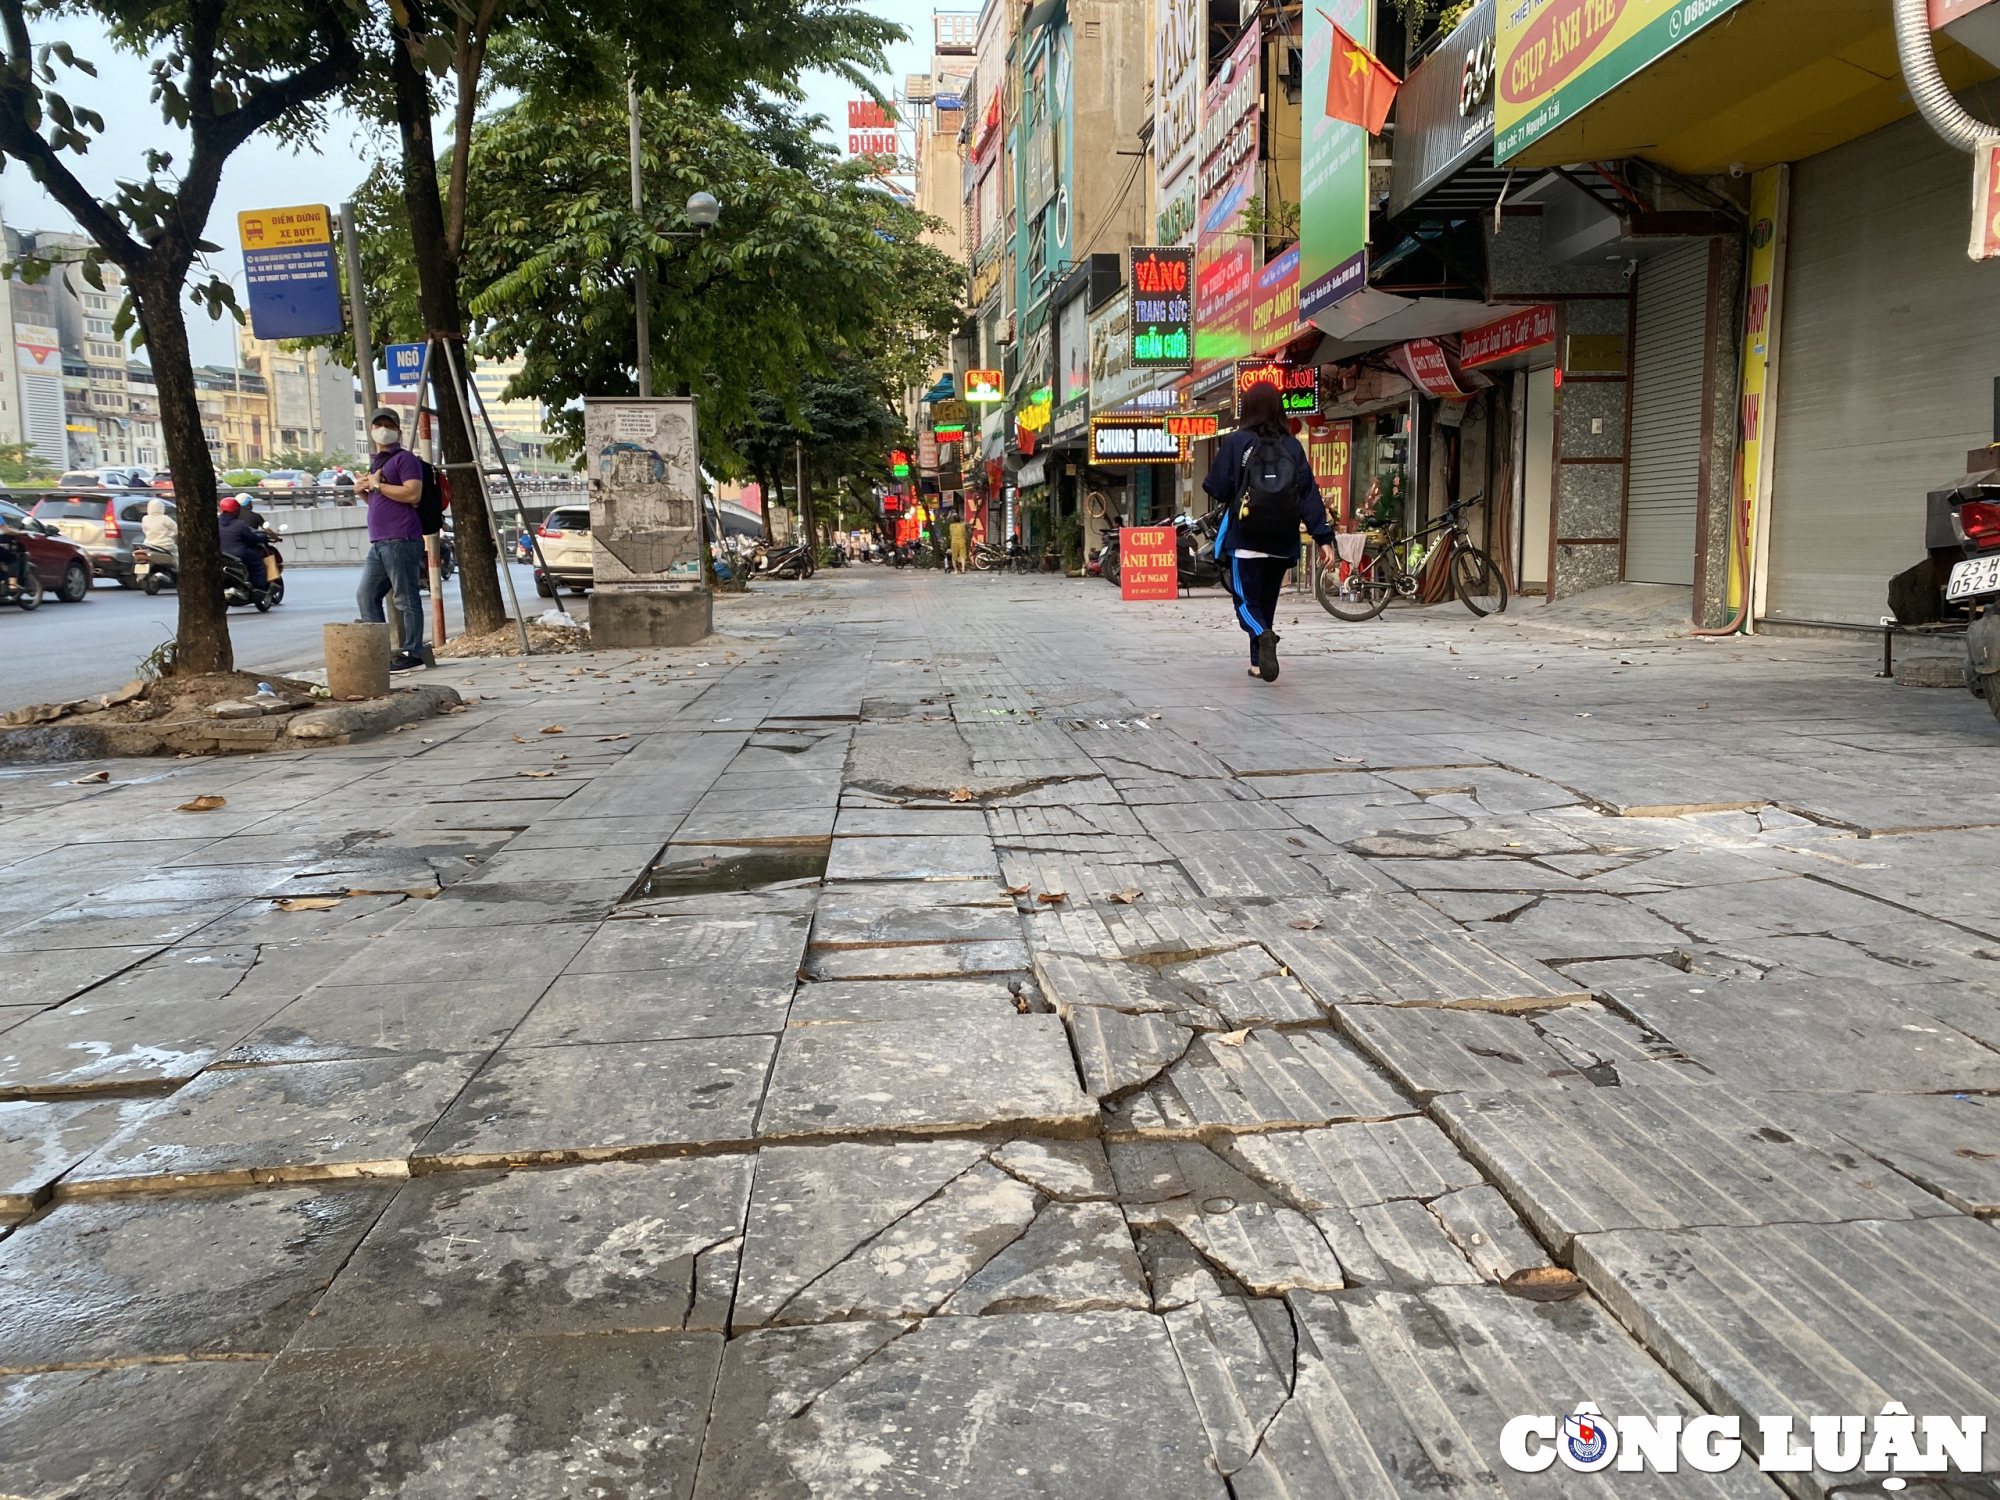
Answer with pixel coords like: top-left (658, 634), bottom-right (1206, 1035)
top-left (1130, 246), bottom-right (1194, 368)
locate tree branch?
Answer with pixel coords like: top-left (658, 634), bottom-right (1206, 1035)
top-left (444, 0), bottom-right (497, 262)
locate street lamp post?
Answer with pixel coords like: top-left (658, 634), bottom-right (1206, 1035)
top-left (624, 81), bottom-right (721, 398)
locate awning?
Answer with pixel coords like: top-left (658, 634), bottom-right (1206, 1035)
top-left (921, 375), bottom-right (955, 403)
top-left (1306, 293), bottom-right (1515, 361)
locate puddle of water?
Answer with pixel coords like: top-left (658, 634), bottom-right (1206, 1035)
top-left (643, 846), bottom-right (830, 896)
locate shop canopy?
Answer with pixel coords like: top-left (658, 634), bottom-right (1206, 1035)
top-left (921, 375), bottom-right (956, 404)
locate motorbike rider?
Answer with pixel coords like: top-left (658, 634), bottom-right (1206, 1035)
top-left (216, 497), bottom-right (272, 595)
top-left (1204, 382), bottom-right (1338, 683)
top-left (141, 496), bottom-right (177, 558)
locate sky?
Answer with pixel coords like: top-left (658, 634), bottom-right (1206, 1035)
top-left (0, 0), bottom-right (938, 368)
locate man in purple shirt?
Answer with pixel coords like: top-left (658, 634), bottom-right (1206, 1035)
top-left (355, 409), bottom-right (427, 672)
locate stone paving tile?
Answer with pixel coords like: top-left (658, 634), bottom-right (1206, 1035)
top-left (1025, 897), bottom-right (1244, 961)
top-left (1597, 970), bottom-right (2000, 1093)
top-left (1108, 1028), bottom-right (1413, 1139)
top-left (1428, 1183), bottom-right (1554, 1283)
top-left (1435, 1087), bottom-right (1950, 1258)
top-left (564, 910), bottom-right (812, 980)
top-left (1802, 1090), bottom-right (2000, 1216)
top-left (299, 1156), bottom-right (754, 1345)
top-left (939, 1198), bottom-right (1150, 1314)
top-left (831, 805), bottom-right (990, 837)
top-left (1067, 1004), bottom-right (1196, 1097)
top-left (0, 988), bottom-right (299, 1098)
top-left (1312, 1194), bottom-right (1480, 1288)
top-left (693, 1313), bottom-right (1226, 1500)
top-left (317, 923), bottom-right (591, 989)
top-left (169, 1331), bottom-right (723, 1500)
top-left (0, 1362), bottom-right (266, 1500)
top-left (1163, 1296), bottom-right (1296, 1473)
top-left (801, 938), bottom-right (1031, 980)
top-left (508, 970), bottom-right (793, 1046)
top-left (999, 848), bottom-right (1205, 902)
top-left (758, 1014), bottom-right (1093, 1140)
top-left (1227, 1118), bottom-right (1485, 1212)
top-left (824, 834), bottom-right (1000, 882)
top-left (991, 1137), bottom-right (1116, 1200)
top-left (787, 978), bottom-right (1018, 1026)
top-left (225, 979), bottom-right (549, 1060)
top-left (1232, 1285), bottom-right (1784, 1498)
top-left (1252, 918), bottom-right (1590, 1011)
top-left (808, 893), bottom-right (1022, 947)
top-left (60, 1052), bottom-right (486, 1194)
top-left (417, 1036), bottom-right (775, 1166)
top-left (1173, 946), bottom-right (1324, 1025)
top-left (1338, 1003), bottom-right (1702, 1102)
top-left (1, 1096), bottom-right (165, 1220)
top-left (0, 1183), bottom-right (394, 1370)
top-left (1575, 1217), bottom-right (2000, 1498)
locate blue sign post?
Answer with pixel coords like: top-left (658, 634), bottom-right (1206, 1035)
top-left (236, 205), bottom-right (345, 341)
top-left (383, 342), bottom-right (427, 389)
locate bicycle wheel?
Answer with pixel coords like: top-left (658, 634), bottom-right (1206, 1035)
top-left (1315, 550), bottom-right (1391, 621)
top-left (1451, 543), bottom-right (1508, 617)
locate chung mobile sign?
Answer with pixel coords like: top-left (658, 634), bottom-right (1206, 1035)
top-left (1501, 1401), bottom-right (1986, 1485)
top-left (1090, 414), bottom-right (1185, 465)
top-left (1129, 246), bottom-right (1194, 368)
top-left (1495, 0), bottom-right (1747, 162)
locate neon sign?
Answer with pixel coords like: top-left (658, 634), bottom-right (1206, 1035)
top-left (965, 368), bottom-right (1006, 403)
top-left (1165, 413), bottom-right (1220, 438)
top-left (1129, 246), bottom-right (1193, 368)
top-left (1235, 360), bottom-right (1320, 417)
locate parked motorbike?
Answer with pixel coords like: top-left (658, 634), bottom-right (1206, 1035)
top-left (221, 539), bottom-right (285, 612)
top-left (1945, 470), bottom-right (2000, 723)
top-left (135, 542), bottom-right (178, 595)
top-left (0, 533), bottom-right (41, 610)
top-left (418, 533), bottom-right (456, 592)
top-left (762, 541), bottom-right (815, 579)
top-left (1175, 508), bottom-right (1225, 591)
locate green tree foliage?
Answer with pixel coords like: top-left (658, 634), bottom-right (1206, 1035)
top-left (0, 441), bottom-right (58, 485)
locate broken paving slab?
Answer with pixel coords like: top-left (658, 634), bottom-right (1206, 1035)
top-left (1036, 951), bottom-right (1220, 1025)
top-left (1066, 1004), bottom-right (1196, 1098)
top-left (1171, 946), bottom-right (1324, 1026)
top-left (1428, 1183), bottom-right (1553, 1283)
top-left (1312, 1196), bottom-right (1480, 1288)
top-left (823, 834), bottom-right (1000, 882)
top-left (0, 1183), bottom-right (394, 1370)
top-left (0, 985), bottom-right (298, 1097)
top-left (1025, 896), bottom-right (1245, 962)
top-left (1433, 1087), bottom-right (1952, 1259)
top-left (801, 938), bottom-right (1030, 981)
top-left (59, 1051), bottom-right (486, 1194)
top-left (507, 970), bottom-right (793, 1047)
top-left (991, 1137), bottom-right (1116, 1200)
top-left (761, 1159), bottom-right (1041, 1323)
top-left (311, 923), bottom-right (591, 990)
top-left (1, 1096), bottom-right (165, 1219)
top-left (1464, 892), bottom-right (1691, 962)
top-left (757, 1013), bottom-right (1094, 1140)
top-left (1107, 1028), bottom-right (1413, 1140)
top-left (1164, 1297), bottom-right (1297, 1475)
top-left (0, 1362), bottom-right (266, 1500)
top-left (564, 910), bottom-right (812, 981)
top-left (416, 1035), bottom-right (775, 1167)
top-left (1337, 1003), bottom-right (1689, 1103)
top-left (1227, 1117), bottom-right (1485, 1213)
top-left (787, 978), bottom-right (1021, 1027)
top-left (0, 945), bottom-right (161, 1011)
top-left (1232, 1285), bottom-right (1783, 1499)
top-left (1249, 917), bottom-right (1590, 1012)
top-left (298, 1156), bottom-right (754, 1345)
top-left (941, 1198), bottom-right (1150, 1315)
top-left (1574, 1217), bottom-right (2000, 1499)
top-left (1176, 1201), bottom-right (1346, 1295)
top-left (734, 1138), bottom-right (990, 1325)
top-left (1806, 1090), bottom-right (2000, 1215)
top-left (168, 1331), bottom-right (723, 1500)
top-left (693, 1312), bottom-right (1227, 1500)
top-left (1000, 848), bottom-right (1205, 903)
top-left (1596, 970), bottom-right (2000, 1093)
top-left (808, 891), bottom-right (1022, 947)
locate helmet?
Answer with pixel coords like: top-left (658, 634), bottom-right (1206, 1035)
top-left (219, 497), bottom-right (240, 514)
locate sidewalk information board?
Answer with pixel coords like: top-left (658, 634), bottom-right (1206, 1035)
top-left (584, 397), bottom-right (704, 589)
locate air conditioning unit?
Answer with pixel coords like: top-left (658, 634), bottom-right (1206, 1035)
top-left (997, 317), bottom-right (1016, 345)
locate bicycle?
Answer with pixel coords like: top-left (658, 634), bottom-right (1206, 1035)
top-left (1315, 495), bottom-right (1508, 622)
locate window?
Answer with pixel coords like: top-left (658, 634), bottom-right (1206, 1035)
top-left (85, 318), bottom-right (112, 336)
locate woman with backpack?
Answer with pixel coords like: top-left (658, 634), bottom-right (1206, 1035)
top-left (1203, 382), bottom-right (1338, 682)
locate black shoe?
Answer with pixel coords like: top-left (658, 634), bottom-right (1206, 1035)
top-left (389, 653), bottom-right (426, 674)
top-left (1257, 632), bottom-right (1280, 682)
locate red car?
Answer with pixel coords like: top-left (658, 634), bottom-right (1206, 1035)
top-left (0, 496), bottom-right (93, 605)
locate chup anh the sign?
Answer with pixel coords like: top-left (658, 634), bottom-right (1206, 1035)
top-left (1120, 525), bottom-right (1179, 600)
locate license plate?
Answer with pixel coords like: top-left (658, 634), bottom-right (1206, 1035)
top-left (134, 561), bottom-right (149, 575)
top-left (1947, 554), bottom-right (2000, 600)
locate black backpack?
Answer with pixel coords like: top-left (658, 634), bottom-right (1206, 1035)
top-left (416, 460), bottom-right (448, 535)
top-left (1235, 432), bottom-right (1302, 552)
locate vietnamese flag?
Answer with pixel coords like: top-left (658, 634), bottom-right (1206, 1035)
top-left (1321, 18), bottom-right (1400, 135)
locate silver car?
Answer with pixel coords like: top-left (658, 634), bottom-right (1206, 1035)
top-left (31, 491), bottom-right (175, 587)
top-left (532, 505), bottom-right (592, 595)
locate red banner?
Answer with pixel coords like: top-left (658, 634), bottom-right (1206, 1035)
top-left (1120, 526), bottom-right (1178, 600)
top-left (1459, 304), bottom-right (1558, 367)
top-left (1306, 420), bottom-right (1353, 526)
top-left (1392, 338), bottom-right (1469, 397)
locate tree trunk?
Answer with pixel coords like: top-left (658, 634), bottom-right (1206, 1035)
top-left (131, 268), bottom-right (232, 675)
top-left (388, 28), bottom-right (505, 635)
top-left (796, 445), bottom-right (817, 557)
top-left (754, 460), bottom-right (774, 542)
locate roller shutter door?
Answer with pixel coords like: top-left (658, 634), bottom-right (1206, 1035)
top-left (1765, 112), bottom-right (1994, 626)
top-left (1623, 241), bottom-right (1711, 586)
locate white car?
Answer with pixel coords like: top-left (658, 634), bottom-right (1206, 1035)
top-left (532, 505), bottom-right (592, 595)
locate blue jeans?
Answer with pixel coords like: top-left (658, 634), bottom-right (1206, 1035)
top-left (358, 537), bottom-right (424, 658)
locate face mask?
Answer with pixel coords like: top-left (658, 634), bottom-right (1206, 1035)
top-left (371, 426), bottom-right (399, 445)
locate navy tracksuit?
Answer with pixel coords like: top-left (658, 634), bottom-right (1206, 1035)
top-left (1203, 427), bottom-right (1335, 661)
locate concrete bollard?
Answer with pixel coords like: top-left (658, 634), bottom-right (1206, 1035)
top-left (323, 622), bottom-right (392, 700)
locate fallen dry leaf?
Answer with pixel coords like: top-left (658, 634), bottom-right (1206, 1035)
top-left (1334, 756), bottom-right (1364, 765)
top-left (1108, 887), bottom-right (1143, 905)
top-left (597, 734), bottom-right (630, 742)
top-left (1501, 1266), bottom-right (1586, 1302)
top-left (274, 896), bottom-right (341, 912)
top-left (516, 770), bottom-right (556, 779)
top-left (1036, 891), bottom-right (1068, 905)
top-left (1696, 702), bottom-right (1710, 710)
top-left (1448, 645), bottom-right (1460, 655)
top-left (1004, 884), bottom-right (1031, 897)
top-left (510, 734), bottom-right (527, 744)
top-left (74, 770), bottom-right (110, 783)
top-left (177, 794), bottom-right (226, 812)
top-left (1213, 1028), bottom-right (1250, 1047)
top-left (540, 724), bottom-right (565, 735)
top-left (949, 786), bottom-right (974, 802)
top-left (1288, 915), bottom-right (1322, 930)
